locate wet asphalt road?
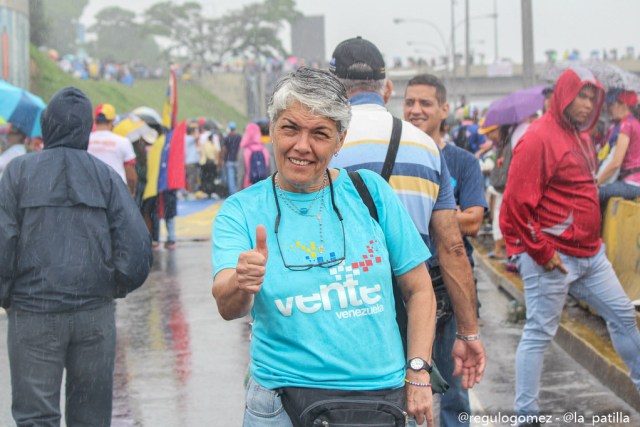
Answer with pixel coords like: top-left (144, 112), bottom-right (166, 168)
top-left (1, 238), bottom-right (639, 426)
top-left (464, 267), bottom-right (639, 427)
top-left (0, 240), bottom-right (250, 427)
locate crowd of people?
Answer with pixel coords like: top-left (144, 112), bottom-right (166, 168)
top-left (445, 81), bottom-right (640, 271)
top-left (1, 35), bottom-right (639, 427)
top-left (210, 37), bottom-right (640, 427)
top-left (45, 47), bottom-right (165, 85)
top-left (181, 117), bottom-right (274, 202)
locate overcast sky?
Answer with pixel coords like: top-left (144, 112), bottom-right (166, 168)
top-left (82, 0), bottom-right (640, 65)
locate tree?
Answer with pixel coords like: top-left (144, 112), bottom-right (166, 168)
top-left (222, 0), bottom-right (302, 62)
top-left (143, 0), bottom-right (301, 66)
top-left (29, 0), bottom-right (50, 47)
top-left (35, 0), bottom-right (88, 55)
top-left (143, 2), bottom-right (214, 64)
top-left (88, 6), bottom-right (161, 65)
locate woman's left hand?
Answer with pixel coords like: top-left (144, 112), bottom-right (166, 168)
top-left (406, 378), bottom-right (433, 426)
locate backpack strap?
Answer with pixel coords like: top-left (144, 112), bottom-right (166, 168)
top-left (380, 116), bottom-right (402, 182)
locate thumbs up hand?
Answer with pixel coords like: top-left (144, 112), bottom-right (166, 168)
top-left (254, 224), bottom-right (268, 260)
top-left (236, 225), bottom-right (269, 295)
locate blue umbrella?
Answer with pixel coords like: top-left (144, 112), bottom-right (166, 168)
top-left (484, 84), bottom-right (548, 127)
top-left (0, 80), bottom-right (47, 138)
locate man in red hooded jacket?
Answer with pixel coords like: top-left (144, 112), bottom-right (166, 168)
top-left (501, 67), bottom-right (640, 426)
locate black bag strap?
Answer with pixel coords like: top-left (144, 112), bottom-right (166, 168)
top-left (346, 170), bottom-right (450, 395)
top-left (347, 170), bottom-right (407, 355)
top-left (348, 171), bottom-right (378, 222)
top-left (380, 116), bottom-right (402, 182)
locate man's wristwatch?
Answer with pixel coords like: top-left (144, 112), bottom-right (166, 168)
top-left (406, 357), bottom-right (433, 373)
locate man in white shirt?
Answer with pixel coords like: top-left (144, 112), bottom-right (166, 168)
top-left (0, 125), bottom-right (27, 178)
top-left (88, 104), bottom-right (137, 196)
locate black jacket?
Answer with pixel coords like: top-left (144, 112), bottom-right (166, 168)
top-left (0, 87), bottom-right (152, 312)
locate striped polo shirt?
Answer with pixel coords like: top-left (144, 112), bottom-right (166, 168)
top-left (331, 94), bottom-right (455, 244)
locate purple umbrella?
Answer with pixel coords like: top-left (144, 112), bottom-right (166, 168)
top-left (484, 84), bottom-right (548, 127)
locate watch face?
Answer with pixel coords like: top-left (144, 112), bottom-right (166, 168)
top-left (410, 358), bottom-right (425, 370)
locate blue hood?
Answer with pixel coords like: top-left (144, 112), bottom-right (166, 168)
top-left (41, 87), bottom-right (93, 150)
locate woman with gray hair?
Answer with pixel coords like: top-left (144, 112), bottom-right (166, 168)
top-left (211, 67), bottom-right (436, 426)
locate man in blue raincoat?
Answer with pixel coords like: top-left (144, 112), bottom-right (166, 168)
top-left (0, 87), bottom-right (153, 426)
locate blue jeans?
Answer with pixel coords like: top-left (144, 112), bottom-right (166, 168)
top-left (599, 180), bottom-right (640, 206)
top-left (514, 247), bottom-right (640, 416)
top-left (243, 376), bottom-right (293, 427)
top-left (7, 303), bottom-right (116, 427)
top-left (165, 217), bottom-right (176, 243)
top-left (434, 314), bottom-right (470, 427)
top-left (242, 376), bottom-right (418, 426)
top-left (226, 161), bottom-right (238, 196)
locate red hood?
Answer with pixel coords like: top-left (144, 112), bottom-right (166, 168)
top-left (549, 67), bottom-right (605, 133)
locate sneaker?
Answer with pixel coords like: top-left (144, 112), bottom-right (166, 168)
top-left (164, 241), bottom-right (176, 250)
top-left (151, 241), bottom-right (161, 251)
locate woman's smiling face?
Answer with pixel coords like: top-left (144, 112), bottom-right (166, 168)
top-left (271, 101), bottom-right (345, 193)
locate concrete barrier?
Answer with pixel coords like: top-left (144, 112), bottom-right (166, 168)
top-left (602, 197), bottom-right (640, 304)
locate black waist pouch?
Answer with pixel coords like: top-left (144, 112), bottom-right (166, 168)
top-left (278, 386), bottom-right (408, 426)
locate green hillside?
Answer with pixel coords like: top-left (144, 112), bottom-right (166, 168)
top-left (30, 45), bottom-right (248, 127)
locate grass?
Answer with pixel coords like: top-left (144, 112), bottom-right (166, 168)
top-left (30, 45), bottom-right (248, 127)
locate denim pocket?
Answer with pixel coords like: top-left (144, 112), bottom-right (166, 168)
top-left (76, 303), bottom-right (115, 344)
top-left (12, 310), bottom-right (60, 348)
top-left (245, 376), bottom-right (285, 418)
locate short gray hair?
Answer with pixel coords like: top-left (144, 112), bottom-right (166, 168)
top-left (337, 63), bottom-right (386, 97)
top-left (268, 67), bottom-right (351, 134)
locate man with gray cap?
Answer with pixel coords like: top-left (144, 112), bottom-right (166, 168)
top-left (330, 36), bottom-right (485, 399)
top-left (0, 87), bottom-right (152, 426)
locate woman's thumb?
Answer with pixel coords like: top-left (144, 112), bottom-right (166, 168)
top-left (255, 224), bottom-right (268, 258)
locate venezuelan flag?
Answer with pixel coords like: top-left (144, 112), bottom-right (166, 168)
top-left (143, 68), bottom-right (186, 200)
top-left (162, 67), bottom-right (178, 130)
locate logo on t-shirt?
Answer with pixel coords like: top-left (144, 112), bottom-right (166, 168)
top-left (273, 241), bottom-right (388, 319)
top-left (274, 263), bottom-right (383, 318)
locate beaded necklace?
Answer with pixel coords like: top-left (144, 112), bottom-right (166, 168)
top-left (274, 171), bottom-right (328, 251)
top-left (275, 172), bottom-right (327, 217)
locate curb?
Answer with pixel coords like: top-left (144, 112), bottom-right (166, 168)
top-left (472, 239), bottom-right (640, 412)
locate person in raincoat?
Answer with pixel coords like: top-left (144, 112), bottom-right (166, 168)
top-left (501, 68), bottom-right (640, 426)
top-left (0, 87), bottom-right (153, 427)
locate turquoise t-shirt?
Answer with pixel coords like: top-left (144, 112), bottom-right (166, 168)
top-left (212, 168), bottom-right (430, 390)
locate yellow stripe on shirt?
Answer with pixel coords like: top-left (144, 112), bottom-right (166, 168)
top-left (343, 139), bottom-right (440, 156)
top-left (389, 175), bottom-right (440, 201)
